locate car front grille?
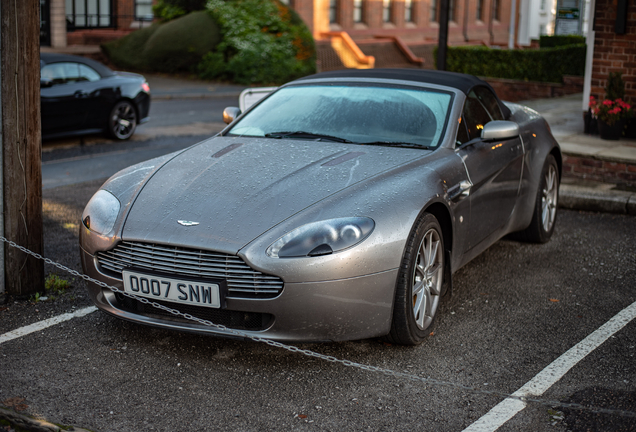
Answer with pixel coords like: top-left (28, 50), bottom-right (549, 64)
top-left (114, 294), bottom-right (272, 331)
top-left (96, 241), bottom-right (284, 299)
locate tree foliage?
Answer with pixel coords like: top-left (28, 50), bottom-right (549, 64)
top-left (198, 0), bottom-right (315, 85)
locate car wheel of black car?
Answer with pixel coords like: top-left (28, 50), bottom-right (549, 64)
top-left (517, 154), bottom-right (559, 243)
top-left (386, 212), bottom-right (444, 345)
top-left (108, 100), bottom-right (137, 140)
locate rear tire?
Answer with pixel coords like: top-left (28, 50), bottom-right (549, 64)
top-left (516, 154), bottom-right (559, 243)
top-left (385, 213), bottom-right (444, 345)
top-left (107, 100), bottom-right (137, 140)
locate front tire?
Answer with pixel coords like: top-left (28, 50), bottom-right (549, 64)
top-left (385, 213), bottom-right (444, 345)
top-left (108, 100), bottom-right (137, 140)
top-left (516, 154), bottom-right (559, 243)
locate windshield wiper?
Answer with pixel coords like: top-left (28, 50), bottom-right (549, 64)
top-left (264, 131), bottom-right (353, 143)
top-left (360, 141), bottom-right (431, 150)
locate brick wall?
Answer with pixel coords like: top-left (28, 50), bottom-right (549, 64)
top-left (486, 76), bottom-right (584, 102)
top-left (563, 155), bottom-right (636, 187)
top-left (591, 0), bottom-right (636, 102)
top-left (116, 0), bottom-right (135, 29)
top-left (294, 0), bottom-right (315, 34)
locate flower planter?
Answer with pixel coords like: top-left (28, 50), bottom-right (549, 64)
top-left (583, 109), bottom-right (599, 135)
top-left (598, 119), bottom-right (624, 140)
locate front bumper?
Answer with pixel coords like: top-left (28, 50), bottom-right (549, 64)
top-left (80, 247), bottom-right (397, 342)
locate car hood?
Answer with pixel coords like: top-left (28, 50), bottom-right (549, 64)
top-left (122, 136), bottom-right (428, 254)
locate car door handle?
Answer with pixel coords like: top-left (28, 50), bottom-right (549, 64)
top-left (74, 90), bottom-right (88, 98)
top-left (448, 180), bottom-right (472, 201)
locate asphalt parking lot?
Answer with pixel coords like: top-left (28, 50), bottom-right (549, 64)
top-left (0, 175), bottom-right (634, 431)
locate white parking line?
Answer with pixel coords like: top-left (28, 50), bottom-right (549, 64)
top-left (0, 306), bottom-right (97, 345)
top-left (463, 299), bottom-right (636, 432)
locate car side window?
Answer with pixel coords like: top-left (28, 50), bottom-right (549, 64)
top-left (79, 64), bottom-right (101, 82)
top-left (473, 87), bottom-right (504, 121)
top-left (455, 116), bottom-right (470, 146)
top-left (41, 62), bottom-right (101, 85)
top-left (463, 92), bottom-right (492, 141)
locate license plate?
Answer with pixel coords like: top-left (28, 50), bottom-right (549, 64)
top-left (122, 269), bottom-right (223, 309)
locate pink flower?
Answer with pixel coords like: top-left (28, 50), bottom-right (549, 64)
top-left (603, 99), bottom-right (614, 106)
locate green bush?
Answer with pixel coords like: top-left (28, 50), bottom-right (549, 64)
top-left (438, 44), bottom-right (586, 83)
top-left (102, 24), bottom-right (159, 71)
top-left (605, 72), bottom-right (625, 100)
top-left (539, 35), bottom-right (586, 48)
top-left (199, 0), bottom-right (316, 85)
top-left (102, 11), bottom-right (220, 73)
top-left (143, 11), bottom-right (221, 73)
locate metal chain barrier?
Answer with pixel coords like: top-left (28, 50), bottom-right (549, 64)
top-left (3, 235), bottom-right (635, 420)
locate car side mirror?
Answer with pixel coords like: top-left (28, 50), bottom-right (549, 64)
top-left (481, 120), bottom-right (519, 141)
top-left (40, 79), bottom-right (53, 88)
top-left (223, 107), bottom-right (241, 124)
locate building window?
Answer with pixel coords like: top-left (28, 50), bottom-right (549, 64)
top-left (135, 0), bottom-right (154, 21)
top-left (66, 0), bottom-right (112, 29)
top-left (492, 0), bottom-right (500, 20)
top-left (449, 0), bottom-right (456, 21)
top-left (430, 0), bottom-right (437, 22)
top-left (540, 0), bottom-right (546, 10)
top-left (383, 0), bottom-right (392, 22)
top-left (405, 0), bottom-right (414, 22)
top-left (476, 0), bottom-right (483, 20)
top-left (353, 0), bottom-right (364, 23)
top-left (329, 0), bottom-right (338, 23)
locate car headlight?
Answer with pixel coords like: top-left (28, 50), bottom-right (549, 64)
top-left (81, 190), bottom-right (121, 235)
top-left (266, 217), bottom-right (375, 258)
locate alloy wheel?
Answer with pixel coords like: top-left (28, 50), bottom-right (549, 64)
top-left (541, 164), bottom-right (558, 233)
top-left (412, 228), bottom-right (443, 330)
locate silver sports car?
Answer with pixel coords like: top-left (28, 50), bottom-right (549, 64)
top-left (80, 69), bottom-right (560, 345)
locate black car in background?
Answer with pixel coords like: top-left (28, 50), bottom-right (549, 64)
top-left (40, 53), bottom-right (150, 140)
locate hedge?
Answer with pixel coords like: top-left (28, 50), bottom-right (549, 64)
top-left (438, 44), bottom-right (586, 83)
top-left (101, 24), bottom-right (159, 71)
top-left (102, 11), bottom-right (221, 73)
top-left (539, 35), bottom-right (586, 48)
top-left (142, 11), bottom-right (221, 73)
top-left (199, 0), bottom-right (316, 85)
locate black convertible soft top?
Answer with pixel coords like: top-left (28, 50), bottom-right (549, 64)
top-left (40, 52), bottom-right (115, 78)
top-left (296, 68), bottom-right (511, 118)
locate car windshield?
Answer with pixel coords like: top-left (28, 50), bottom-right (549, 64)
top-left (226, 84), bottom-right (453, 149)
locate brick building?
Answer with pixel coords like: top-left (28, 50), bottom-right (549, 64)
top-left (290, 0), bottom-right (511, 44)
top-left (585, 0), bottom-right (636, 103)
top-left (41, 0), bottom-right (154, 48)
top-left (42, 0), bottom-right (511, 53)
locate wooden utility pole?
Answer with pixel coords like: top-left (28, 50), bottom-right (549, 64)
top-left (1, 0), bottom-right (44, 296)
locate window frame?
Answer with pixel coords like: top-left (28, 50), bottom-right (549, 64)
top-left (66, 0), bottom-right (114, 30)
top-left (353, 0), bottom-right (364, 23)
top-left (134, 0), bottom-right (154, 22)
top-left (383, 0), bottom-right (393, 23)
top-left (405, 0), bottom-right (414, 22)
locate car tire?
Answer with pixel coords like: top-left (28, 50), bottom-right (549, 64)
top-left (514, 154), bottom-right (559, 243)
top-left (108, 100), bottom-right (137, 140)
top-left (385, 212), bottom-right (444, 346)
